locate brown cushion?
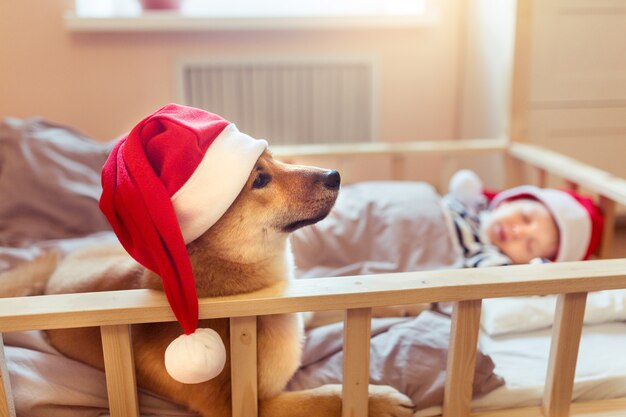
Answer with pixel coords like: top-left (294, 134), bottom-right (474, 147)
top-left (0, 117), bottom-right (113, 246)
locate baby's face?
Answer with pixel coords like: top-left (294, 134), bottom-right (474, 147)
top-left (481, 199), bottom-right (559, 264)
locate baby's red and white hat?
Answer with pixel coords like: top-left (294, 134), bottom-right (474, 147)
top-left (489, 185), bottom-right (604, 262)
top-left (99, 103), bottom-right (268, 384)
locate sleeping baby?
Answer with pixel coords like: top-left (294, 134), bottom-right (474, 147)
top-left (442, 169), bottom-right (604, 268)
top-left (297, 171), bottom-right (604, 327)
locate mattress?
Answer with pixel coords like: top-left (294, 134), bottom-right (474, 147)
top-left (415, 320), bottom-right (626, 416)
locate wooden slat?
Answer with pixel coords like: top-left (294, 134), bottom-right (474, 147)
top-left (272, 138), bottom-right (508, 159)
top-left (342, 308), bottom-right (372, 417)
top-left (598, 196), bottom-right (616, 259)
top-left (441, 155), bottom-right (460, 193)
top-left (509, 0), bottom-right (533, 143)
top-left (0, 335), bottom-right (15, 417)
top-left (1, 260), bottom-right (626, 333)
top-left (100, 325), bottom-right (139, 417)
top-left (391, 155), bottom-right (406, 181)
top-left (537, 168), bottom-right (547, 188)
top-left (505, 154), bottom-right (525, 188)
top-left (543, 292), bottom-right (588, 417)
top-left (472, 398), bottom-right (626, 417)
top-left (443, 300), bottom-right (482, 417)
top-left (230, 316), bottom-right (258, 417)
top-left (564, 180), bottom-right (579, 192)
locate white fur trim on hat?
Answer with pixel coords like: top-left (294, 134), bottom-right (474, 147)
top-left (489, 185), bottom-right (592, 262)
top-left (171, 124), bottom-right (268, 244)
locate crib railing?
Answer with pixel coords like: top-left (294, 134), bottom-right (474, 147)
top-left (2, 259), bottom-right (626, 417)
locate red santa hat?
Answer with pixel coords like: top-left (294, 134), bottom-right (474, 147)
top-left (489, 185), bottom-right (604, 262)
top-left (99, 103), bottom-right (267, 384)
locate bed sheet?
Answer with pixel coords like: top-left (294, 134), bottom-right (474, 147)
top-left (415, 321), bottom-right (626, 416)
top-left (3, 331), bottom-right (194, 417)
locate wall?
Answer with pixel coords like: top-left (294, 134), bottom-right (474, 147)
top-left (458, 0), bottom-right (516, 140)
top-left (0, 0), bottom-right (465, 142)
top-left (524, 0), bottom-right (626, 180)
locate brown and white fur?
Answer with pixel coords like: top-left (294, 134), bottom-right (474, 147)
top-left (44, 150), bottom-right (414, 417)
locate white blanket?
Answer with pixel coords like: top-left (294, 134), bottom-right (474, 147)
top-left (416, 321), bottom-right (626, 416)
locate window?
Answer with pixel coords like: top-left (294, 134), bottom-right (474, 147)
top-left (73, 0), bottom-right (427, 20)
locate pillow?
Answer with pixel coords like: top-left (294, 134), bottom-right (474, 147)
top-left (481, 290), bottom-right (626, 336)
top-left (0, 117), bottom-right (113, 247)
top-left (290, 181), bottom-right (463, 279)
top-left (288, 310), bottom-right (504, 410)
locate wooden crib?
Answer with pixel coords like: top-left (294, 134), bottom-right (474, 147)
top-left (1, 138), bottom-right (626, 417)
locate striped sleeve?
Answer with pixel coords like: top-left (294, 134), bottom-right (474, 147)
top-left (442, 195), bottom-right (512, 268)
top-left (465, 246), bottom-right (512, 268)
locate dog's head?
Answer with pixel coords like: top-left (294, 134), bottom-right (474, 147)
top-left (187, 150), bottom-right (339, 274)
top-left (234, 150), bottom-right (340, 232)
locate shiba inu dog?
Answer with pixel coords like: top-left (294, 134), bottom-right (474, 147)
top-left (45, 150), bottom-right (414, 417)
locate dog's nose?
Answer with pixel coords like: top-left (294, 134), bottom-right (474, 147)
top-left (323, 170), bottom-right (341, 190)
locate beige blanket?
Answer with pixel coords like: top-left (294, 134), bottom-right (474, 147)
top-left (291, 180), bottom-right (463, 279)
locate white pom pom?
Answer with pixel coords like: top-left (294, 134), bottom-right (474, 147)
top-left (164, 328), bottom-right (226, 384)
top-left (448, 169), bottom-right (484, 206)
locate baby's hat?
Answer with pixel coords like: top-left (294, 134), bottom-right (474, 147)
top-left (489, 185), bottom-right (604, 262)
top-left (99, 103), bottom-right (267, 384)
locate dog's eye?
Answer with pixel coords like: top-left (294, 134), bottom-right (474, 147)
top-left (252, 172), bottom-right (271, 189)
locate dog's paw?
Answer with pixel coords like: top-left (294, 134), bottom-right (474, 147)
top-left (368, 385), bottom-right (414, 417)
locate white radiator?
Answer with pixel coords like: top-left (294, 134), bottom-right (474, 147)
top-left (178, 58), bottom-right (376, 145)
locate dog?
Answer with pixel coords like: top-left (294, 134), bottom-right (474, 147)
top-left (45, 150), bottom-right (414, 417)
